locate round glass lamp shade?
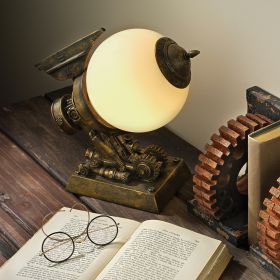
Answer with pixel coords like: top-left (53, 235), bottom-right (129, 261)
top-left (86, 28), bottom-right (189, 133)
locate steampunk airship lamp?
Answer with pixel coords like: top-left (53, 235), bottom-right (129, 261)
top-left (36, 28), bottom-right (199, 213)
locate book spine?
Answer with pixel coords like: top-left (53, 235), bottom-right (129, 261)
top-left (248, 136), bottom-right (262, 245)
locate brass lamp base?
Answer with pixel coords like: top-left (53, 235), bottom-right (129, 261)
top-left (66, 157), bottom-right (190, 213)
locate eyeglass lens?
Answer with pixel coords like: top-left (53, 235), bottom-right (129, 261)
top-left (87, 215), bottom-right (118, 246)
top-left (42, 232), bottom-right (75, 263)
top-left (41, 215), bottom-right (118, 263)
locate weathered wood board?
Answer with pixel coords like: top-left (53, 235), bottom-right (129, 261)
top-left (0, 89), bottom-right (277, 279)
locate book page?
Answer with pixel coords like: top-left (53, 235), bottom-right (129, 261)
top-left (252, 121), bottom-right (280, 142)
top-left (96, 220), bottom-right (221, 280)
top-left (0, 207), bottom-right (140, 280)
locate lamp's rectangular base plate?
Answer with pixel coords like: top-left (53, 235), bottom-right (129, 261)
top-left (187, 199), bottom-right (248, 247)
top-left (67, 158), bottom-right (190, 213)
top-left (250, 245), bottom-right (280, 279)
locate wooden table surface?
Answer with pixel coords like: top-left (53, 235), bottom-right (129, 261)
top-left (0, 88), bottom-right (275, 279)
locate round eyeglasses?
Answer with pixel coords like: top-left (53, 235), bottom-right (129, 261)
top-left (41, 205), bottom-right (119, 264)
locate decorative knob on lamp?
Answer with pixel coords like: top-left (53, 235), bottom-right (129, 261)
top-left (36, 28), bottom-right (199, 213)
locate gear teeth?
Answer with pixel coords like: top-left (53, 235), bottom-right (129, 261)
top-left (228, 119), bottom-right (249, 139)
top-left (257, 221), bottom-right (280, 240)
top-left (258, 177), bottom-right (280, 266)
top-left (201, 164), bottom-right (220, 176)
top-left (201, 205), bottom-right (221, 219)
top-left (205, 144), bottom-right (225, 165)
top-left (198, 154), bottom-right (219, 169)
top-left (193, 186), bottom-right (216, 201)
top-left (259, 210), bottom-right (280, 229)
top-left (246, 113), bottom-right (268, 127)
top-left (267, 222), bottom-right (280, 240)
top-left (194, 195), bottom-right (217, 209)
top-left (193, 114), bottom-right (273, 221)
top-left (195, 165), bottom-right (218, 181)
top-left (237, 115), bottom-right (259, 132)
top-left (264, 198), bottom-right (280, 216)
top-left (211, 134), bottom-right (231, 156)
top-left (257, 232), bottom-right (280, 250)
top-left (149, 155), bottom-right (157, 163)
top-left (193, 175), bottom-right (217, 191)
top-left (133, 153), bottom-right (162, 182)
top-left (270, 187), bottom-right (280, 198)
top-left (143, 144), bottom-right (168, 163)
top-left (219, 126), bottom-right (239, 146)
top-left (255, 114), bottom-right (274, 125)
top-left (258, 241), bottom-right (280, 263)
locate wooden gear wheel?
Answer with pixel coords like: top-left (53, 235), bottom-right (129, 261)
top-left (193, 113), bottom-right (273, 220)
top-left (257, 178), bottom-right (280, 267)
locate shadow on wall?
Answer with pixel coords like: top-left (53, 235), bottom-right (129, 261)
top-left (1, 0), bottom-right (280, 150)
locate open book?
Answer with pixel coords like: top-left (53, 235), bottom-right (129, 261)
top-left (0, 207), bottom-right (231, 280)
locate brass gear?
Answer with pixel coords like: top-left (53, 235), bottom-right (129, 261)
top-left (257, 177), bottom-right (280, 267)
top-left (134, 154), bottom-right (162, 182)
top-left (76, 162), bottom-right (90, 177)
top-left (143, 144), bottom-right (168, 163)
top-left (193, 113), bottom-right (273, 220)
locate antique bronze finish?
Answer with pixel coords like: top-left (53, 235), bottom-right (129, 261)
top-left (51, 94), bottom-right (80, 134)
top-left (35, 28), bottom-right (106, 81)
top-left (68, 158), bottom-right (190, 213)
top-left (155, 37), bottom-right (199, 88)
top-left (37, 29), bottom-right (192, 212)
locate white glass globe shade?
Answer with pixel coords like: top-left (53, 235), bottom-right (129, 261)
top-left (86, 28), bottom-right (189, 133)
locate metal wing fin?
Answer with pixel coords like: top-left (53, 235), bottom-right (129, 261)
top-left (35, 28), bottom-right (106, 81)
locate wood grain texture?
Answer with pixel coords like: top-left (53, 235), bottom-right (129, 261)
top-left (0, 133), bottom-right (79, 264)
top-left (0, 209), bottom-right (29, 266)
top-left (0, 97), bottom-right (90, 185)
top-left (0, 95), bottom-right (200, 202)
top-left (0, 92), bottom-right (276, 279)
